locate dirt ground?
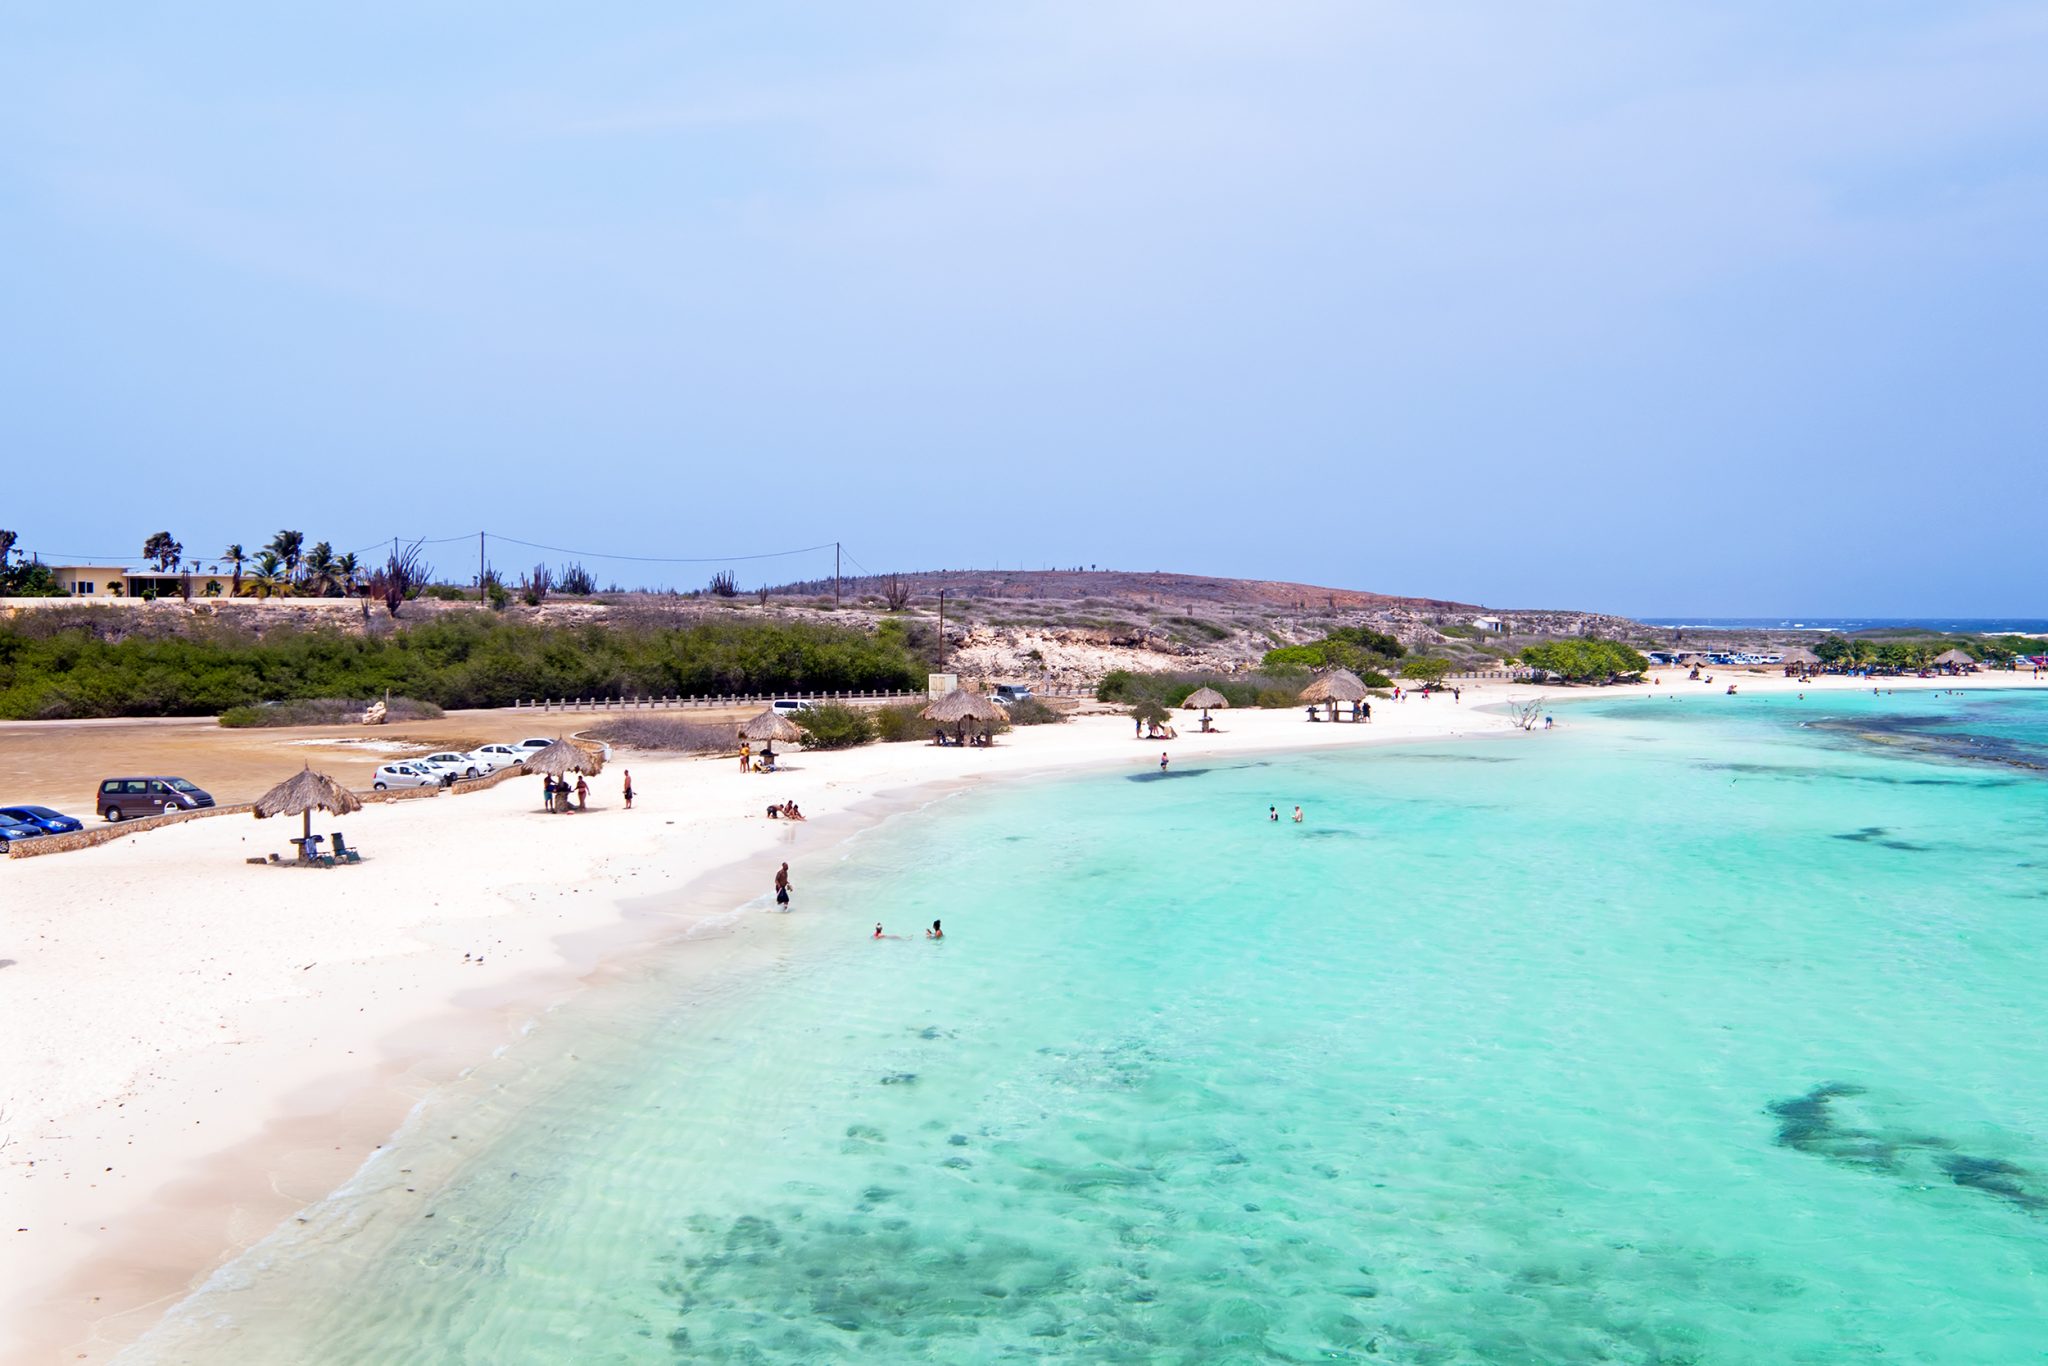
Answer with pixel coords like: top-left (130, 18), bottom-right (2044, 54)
top-left (0, 705), bottom-right (751, 816)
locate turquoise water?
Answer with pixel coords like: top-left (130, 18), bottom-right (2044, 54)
top-left (135, 693), bottom-right (2048, 1363)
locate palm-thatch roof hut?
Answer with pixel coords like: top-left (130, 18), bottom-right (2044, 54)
top-left (519, 737), bottom-right (606, 779)
top-left (1780, 646), bottom-right (1821, 666)
top-left (253, 766), bottom-right (363, 843)
top-left (922, 688), bottom-right (1006, 725)
top-left (1299, 668), bottom-right (1369, 722)
top-left (739, 709), bottom-right (805, 744)
top-left (1181, 686), bottom-right (1229, 711)
top-left (1932, 648), bottom-right (1976, 670)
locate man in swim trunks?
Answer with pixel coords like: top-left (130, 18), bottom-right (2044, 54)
top-left (774, 862), bottom-right (791, 909)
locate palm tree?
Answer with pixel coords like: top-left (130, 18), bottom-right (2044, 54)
top-left (302, 541), bottom-right (337, 596)
top-left (223, 544), bottom-right (246, 598)
top-left (245, 551), bottom-right (289, 599)
top-left (334, 552), bottom-right (362, 596)
top-left (266, 530), bottom-right (305, 582)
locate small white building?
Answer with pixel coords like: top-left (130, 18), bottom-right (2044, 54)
top-left (44, 565), bottom-right (131, 597)
top-left (1471, 616), bottom-right (1506, 634)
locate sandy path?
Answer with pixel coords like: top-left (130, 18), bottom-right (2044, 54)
top-left (0, 668), bottom-right (2036, 1361)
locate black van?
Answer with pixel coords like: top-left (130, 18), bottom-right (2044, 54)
top-left (96, 777), bottom-right (216, 822)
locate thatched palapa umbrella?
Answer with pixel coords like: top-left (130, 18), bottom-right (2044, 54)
top-left (1932, 648), bottom-right (1975, 669)
top-left (254, 765), bottom-right (363, 844)
top-left (1299, 668), bottom-right (1369, 722)
top-left (739, 709), bottom-right (805, 744)
top-left (519, 737), bottom-right (606, 778)
top-left (1181, 686), bottom-right (1229, 712)
top-left (923, 687), bottom-right (1006, 742)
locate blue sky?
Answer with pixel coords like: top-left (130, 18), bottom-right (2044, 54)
top-left (3, 4), bottom-right (2043, 614)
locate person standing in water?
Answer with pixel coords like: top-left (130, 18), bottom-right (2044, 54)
top-left (1159, 751), bottom-right (1169, 772)
top-left (1268, 806), bottom-right (1279, 822)
top-left (926, 920), bottom-right (943, 939)
top-left (873, 923), bottom-right (883, 939)
top-left (773, 862), bottom-right (791, 910)
top-left (1293, 805), bottom-right (1303, 823)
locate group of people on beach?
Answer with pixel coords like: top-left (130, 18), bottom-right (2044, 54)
top-left (538, 770), bottom-right (635, 812)
top-left (764, 800), bottom-right (805, 821)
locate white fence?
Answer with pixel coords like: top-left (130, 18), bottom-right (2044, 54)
top-left (514, 689), bottom-right (928, 713)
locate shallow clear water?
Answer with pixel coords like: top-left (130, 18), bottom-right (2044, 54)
top-left (134, 693), bottom-right (2048, 1364)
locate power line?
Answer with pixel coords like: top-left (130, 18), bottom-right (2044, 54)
top-left (484, 534), bottom-right (836, 565)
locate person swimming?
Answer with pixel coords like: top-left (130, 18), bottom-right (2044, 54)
top-left (874, 923), bottom-right (883, 939)
top-left (1268, 806), bottom-right (1279, 822)
top-left (926, 919), bottom-right (943, 939)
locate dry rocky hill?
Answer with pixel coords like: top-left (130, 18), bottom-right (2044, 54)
top-left (3, 569), bottom-right (1649, 692)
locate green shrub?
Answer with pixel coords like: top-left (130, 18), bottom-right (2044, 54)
top-left (1400, 656), bottom-right (1453, 685)
top-left (422, 585), bottom-right (471, 602)
top-left (796, 702), bottom-right (873, 749)
top-left (0, 613), bottom-right (930, 720)
top-left (869, 702), bottom-right (931, 743)
top-left (1004, 697), bottom-right (1064, 725)
top-left (1519, 638), bottom-right (1648, 683)
top-left (218, 696), bottom-right (444, 727)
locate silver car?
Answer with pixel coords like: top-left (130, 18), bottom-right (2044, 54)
top-left (372, 763), bottom-right (439, 790)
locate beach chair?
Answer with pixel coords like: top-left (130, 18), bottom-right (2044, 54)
top-left (331, 832), bottom-right (362, 864)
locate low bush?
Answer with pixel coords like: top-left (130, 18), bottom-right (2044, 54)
top-left (585, 717), bottom-right (733, 752)
top-left (421, 585), bottom-right (472, 602)
top-left (218, 696), bottom-right (444, 728)
top-left (1004, 697), bottom-right (1064, 725)
top-left (869, 702), bottom-right (930, 744)
top-left (796, 702), bottom-right (874, 749)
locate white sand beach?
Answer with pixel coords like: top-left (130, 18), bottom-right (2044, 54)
top-left (1, 670), bottom-right (2037, 1362)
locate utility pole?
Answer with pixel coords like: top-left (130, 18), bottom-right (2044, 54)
top-left (479, 531), bottom-right (486, 602)
top-left (835, 542), bottom-right (841, 607)
top-left (938, 588), bottom-right (946, 660)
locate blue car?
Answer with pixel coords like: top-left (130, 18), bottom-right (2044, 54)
top-left (0, 814), bottom-right (44, 842)
top-left (0, 805), bottom-right (84, 835)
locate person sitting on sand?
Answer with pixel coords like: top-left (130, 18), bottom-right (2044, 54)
top-left (926, 920), bottom-right (942, 939)
top-left (788, 802), bottom-right (805, 821)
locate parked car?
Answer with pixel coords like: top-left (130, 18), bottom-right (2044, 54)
top-left (0, 805), bottom-right (85, 835)
top-left (770, 699), bottom-right (813, 716)
top-left (96, 777), bottom-right (215, 822)
top-left (417, 751), bottom-right (482, 780)
top-left (510, 736), bottom-right (612, 762)
top-left (0, 814), bottom-right (46, 842)
top-left (469, 743), bottom-right (527, 772)
top-left (991, 684), bottom-right (1034, 704)
top-left (371, 763), bottom-right (439, 790)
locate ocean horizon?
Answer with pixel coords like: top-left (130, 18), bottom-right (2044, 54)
top-left (1635, 617), bottom-right (2048, 635)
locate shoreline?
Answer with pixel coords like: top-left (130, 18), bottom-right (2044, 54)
top-left (4, 670), bottom-right (2038, 1362)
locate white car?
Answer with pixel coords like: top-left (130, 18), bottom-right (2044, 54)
top-left (418, 751), bottom-right (483, 780)
top-left (770, 699), bottom-right (813, 716)
top-left (468, 744), bottom-right (526, 773)
top-left (372, 763), bottom-right (439, 790)
top-left (511, 736), bottom-right (612, 762)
